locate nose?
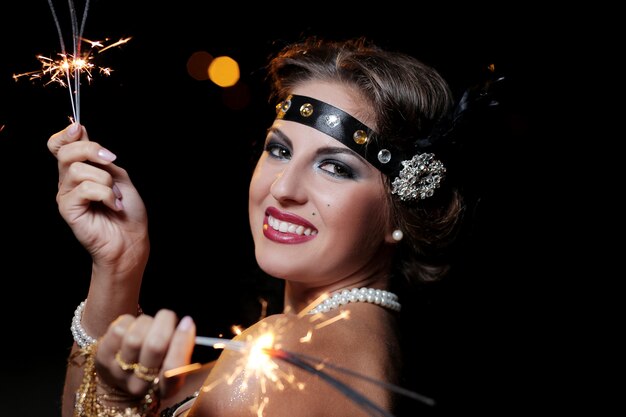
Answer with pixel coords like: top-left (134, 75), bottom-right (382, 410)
top-left (270, 162), bottom-right (308, 205)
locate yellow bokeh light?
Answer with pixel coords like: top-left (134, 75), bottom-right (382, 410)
top-left (208, 56), bottom-right (240, 87)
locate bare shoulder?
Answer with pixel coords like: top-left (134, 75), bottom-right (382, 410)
top-left (189, 308), bottom-right (401, 417)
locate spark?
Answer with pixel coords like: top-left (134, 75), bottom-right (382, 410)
top-left (198, 318), bottom-right (302, 400)
top-left (12, 40), bottom-right (122, 85)
top-left (297, 292), bottom-right (329, 318)
top-left (14, 1), bottom-right (130, 123)
top-left (299, 330), bottom-right (313, 343)
top-left (95, 36), bottom-right (132, 53)
top-left (163, 363), bottom-right (203, 379)
top-left (312, 309), bottom-right (350, 329)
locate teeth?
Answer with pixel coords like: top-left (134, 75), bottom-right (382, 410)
top-left (268, 215), bottom-right (317, 236)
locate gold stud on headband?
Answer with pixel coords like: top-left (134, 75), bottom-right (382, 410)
top-left (300, 103), bottom-right (314, 117)
top-left (353, 129), bottom-right (368, 145)
top-left (276, 99), bottom-right (291, 114)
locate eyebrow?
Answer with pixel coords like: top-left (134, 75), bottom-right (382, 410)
top-left (267, 126), bottom-right (370, 166)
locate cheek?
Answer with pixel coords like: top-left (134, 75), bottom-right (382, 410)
top-left (248, 159), bottom-right (271, 205)
top-left (321, 186), bottom-right (389, 237)
top-left (248, 166), bottom-right (267, 231)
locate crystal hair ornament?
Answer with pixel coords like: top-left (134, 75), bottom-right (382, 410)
top-left (391, 152), bottom-right (446, 201)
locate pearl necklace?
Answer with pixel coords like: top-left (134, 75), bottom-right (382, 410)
top-left (308, 287), bottom-right (401, 314)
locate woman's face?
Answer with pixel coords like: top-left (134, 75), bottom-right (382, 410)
top-left (248, 82), bottom-right (394, 287)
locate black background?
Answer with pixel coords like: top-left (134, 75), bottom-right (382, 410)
top-left (0, 1), bottom-right (562, 415)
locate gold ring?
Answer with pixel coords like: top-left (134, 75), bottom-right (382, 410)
top-left (135, 362), bottom-right (160, 375)
top-left (133, 365), bottom-right (160, 383)
top-left (114, 351), bottom-right (137, 372)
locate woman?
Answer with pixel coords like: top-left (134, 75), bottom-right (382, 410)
top-left (51, 37), bottom-right (468, 416)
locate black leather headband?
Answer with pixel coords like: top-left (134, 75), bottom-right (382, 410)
top-left (275, 94), bottom-right (404, 176)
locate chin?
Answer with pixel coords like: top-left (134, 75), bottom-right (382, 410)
top-left (254, 251), bottom-right (302, 281)
top-left (255, 252), bottom-right (286, 278)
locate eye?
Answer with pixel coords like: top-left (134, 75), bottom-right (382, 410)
top-left (319, 160), bottom-right (355, 179)
top-left (265, 142), bottom-right (291, 161)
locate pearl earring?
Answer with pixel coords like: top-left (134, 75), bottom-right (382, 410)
top-left (392, 229), bottom-right (403, 242)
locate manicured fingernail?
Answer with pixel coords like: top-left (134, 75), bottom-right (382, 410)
top-left (112, 322), bottom-right (127, 336)
top-left (177, 316), bottom-right (194, 331)
top-left (69, 123), bottom-right (80, 134)
top-left (98, 148), bottom-right (117, 162)
top-left (112, 183), bottom-right (122, 199)
top-left (115, 198), bottom-right (124, 210)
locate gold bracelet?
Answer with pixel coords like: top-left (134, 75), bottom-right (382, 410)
top-left (92, 385), bottom-right (160, 417)
top-left (72, 342), bottom-right (160, 417)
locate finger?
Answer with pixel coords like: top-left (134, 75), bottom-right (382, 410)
top-left (55, 140), bottom-right (117, 194)
top-left (115, 314), bottom-right (154, 395)
top-left (138, 310), bottom-right (178, 367)
top-left (57, 178), bottom-right (124, 214)
top-left (99, 314), bottom-right (136, 355)
top-left (132, 310), bottom-right (178, 388)
top-left (56, 140), bottom-right (117, 167)
top-left (160, 316), bottom-right (196, 397)
top-left (96, 314), bottom-right (136, 384)
top-left (57, 162), bottom-right (133, 218)
top-left (119, 314), bottom-right (153, 358)
top-left (59, 161), bottom-right (114, 195)
top-left (56, 140), bottom-right (117, 187)
top-left (47, 123), bottom-right (89, 157)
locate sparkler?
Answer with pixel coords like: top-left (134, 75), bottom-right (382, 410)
top-left (168, 309), bottom-right (434, 417)
top-left (13, 1), bottom-right (130, 123)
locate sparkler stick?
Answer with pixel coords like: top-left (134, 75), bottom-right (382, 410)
top-left (274, 348), bottom-right (435, 406)
top-left (46, 0), bottom-right (89, 123)
top-left (194, 336), bottom-right (247, 352)
top-left (266, 347), bottom-right (396, 417)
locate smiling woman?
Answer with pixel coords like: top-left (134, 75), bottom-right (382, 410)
top-left (47, 36), bottom-right (508, 417)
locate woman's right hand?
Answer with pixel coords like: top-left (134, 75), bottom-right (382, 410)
top-left (96, 310), bottom-right (197, 403)
top-left (47, 123), bottom-right (149, 272)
